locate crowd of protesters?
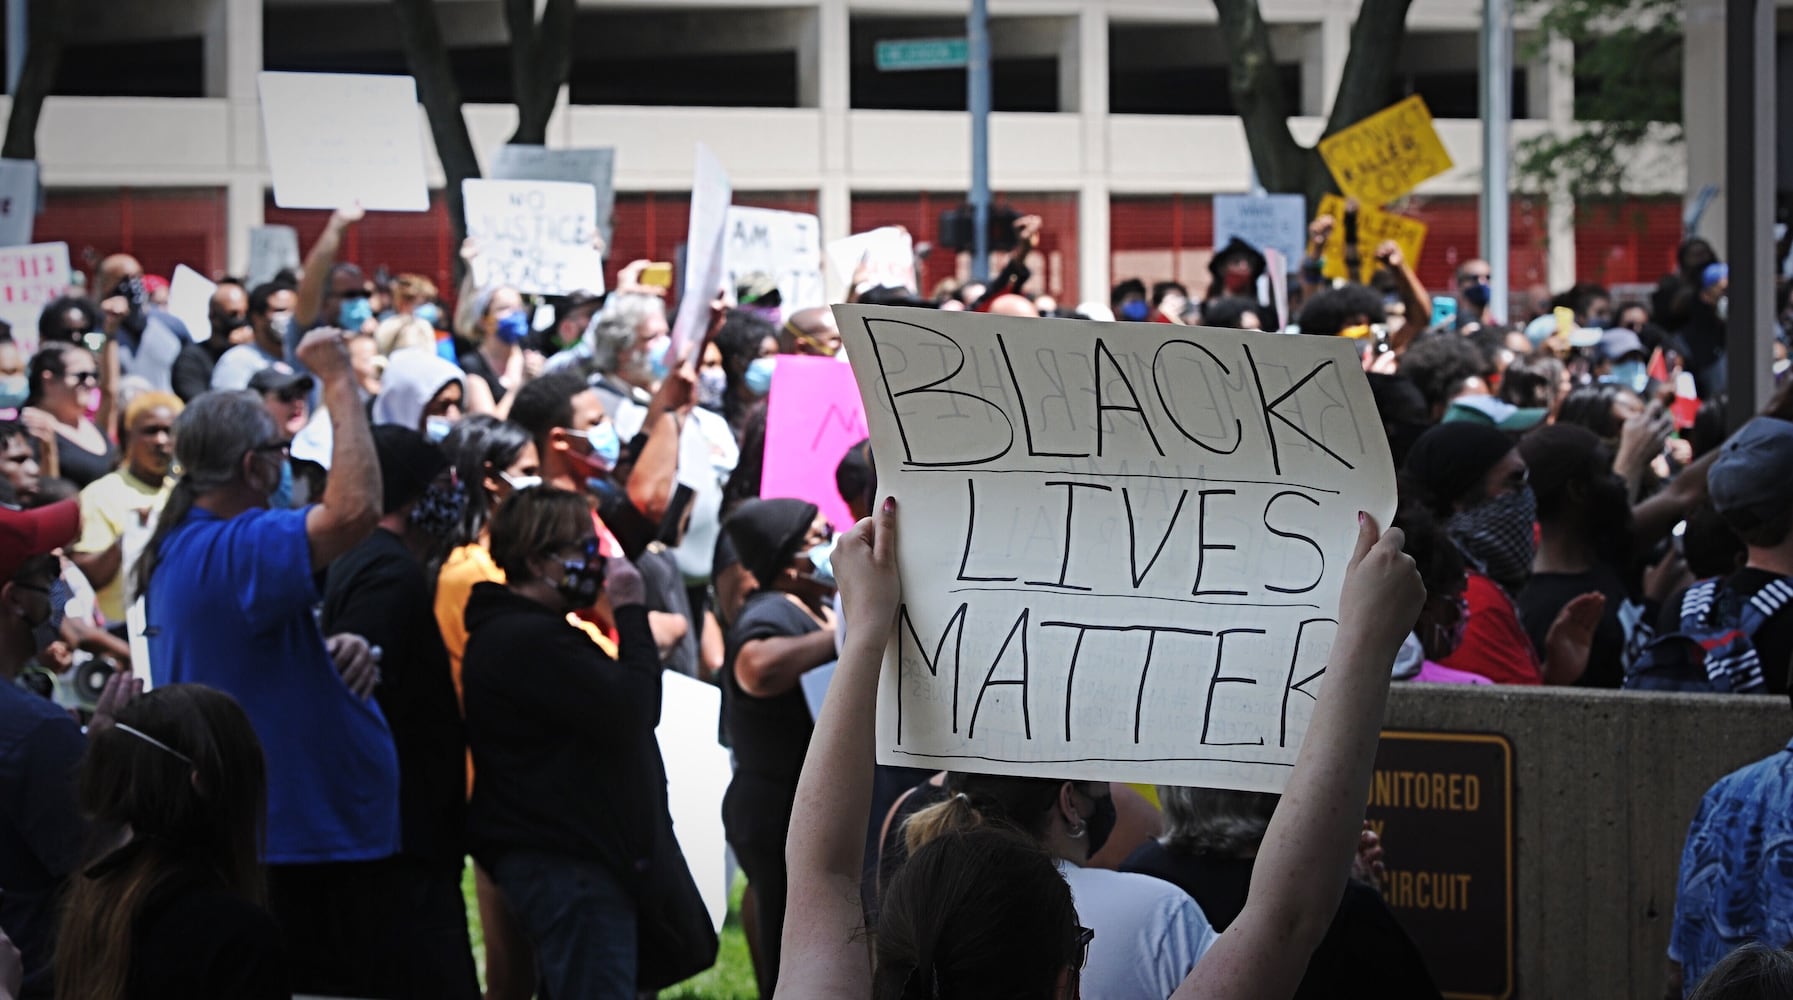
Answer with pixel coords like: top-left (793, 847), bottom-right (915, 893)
top-left (0, 195), bottom-right (1790, 1000)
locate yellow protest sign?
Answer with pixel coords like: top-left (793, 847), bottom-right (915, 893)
top-left (1317, 95), bottom-right (1454, 205)
top-left (1316, 194), bottom-right (1428, 283)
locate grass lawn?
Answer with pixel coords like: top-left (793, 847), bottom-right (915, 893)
top-left (460, 863), bottom-right (759, 1000)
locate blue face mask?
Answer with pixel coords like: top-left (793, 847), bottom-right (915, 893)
top-left (496, 310), bottom-right (531, 345)
top-left (414, 303), bottom-right (442, 328)
top-left (268, 458), bottom-right (294, 510)
top-left (1119, 300), bottom-right (1149, 322)
top-left (338, 296), bottom-right (374, 331)
top-left (1605, 359), bottom-right (1650, 393)
top-left (571, 422), bottom-right (622, 472)
top-left (1461, 281), bottom-right (1491, 309)
top-left (804, 536), bottom-right (838, 589)
top-left (647, 336), bottom-right (672, 381)
top-left (744, 356), bottom-right (776, 397)
top-left (425, 415), bottom-right (454, 443)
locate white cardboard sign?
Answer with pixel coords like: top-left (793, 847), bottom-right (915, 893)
top-left (0, 241), bottom-right (69, 353)
top-left (0, 158), bottom-right (37, 248)
top-left (722, 207), bottom-right (824, 320)
top-left (826, 227), bottom-right (917, 296)
top-left (258, 71), bottom-right (430, 212)
top-left (167, 265), bottom-right (218, 344)
top-left (246, 225), bottom-right (301, 288)
top-left (668, 144), bottom-right (732, 359)
top-left (657, 672), bottom-right (733, 932)
top-left (462, 178), bottom-right (605, 296)
top-left (489, 145), bottom-right (617, 248)
top-left (1213, 194), bottom-right (1308, 272)
top-left (834, 304), bottom-right (1396, 792)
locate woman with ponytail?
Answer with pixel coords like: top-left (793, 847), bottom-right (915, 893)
top-left (54, 684), bottom-right (287, 1000)
top-left (778, 501), bottom-right (1425, 1000)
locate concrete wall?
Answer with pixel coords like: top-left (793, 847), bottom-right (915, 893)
top-left (1382, 684), bottom-right (1792, 998)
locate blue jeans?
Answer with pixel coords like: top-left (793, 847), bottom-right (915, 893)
top-left (491, 850), bottom-right (637, 1000)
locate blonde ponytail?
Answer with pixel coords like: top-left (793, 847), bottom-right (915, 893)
top-left (903, 792), bottom-right (983, 856)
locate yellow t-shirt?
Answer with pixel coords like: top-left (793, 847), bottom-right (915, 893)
top-left (74, 469), bottom-right (171, 624)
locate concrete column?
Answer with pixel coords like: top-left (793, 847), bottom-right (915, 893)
top-left (1299, 24), bottom-right (1327, 118)
top-left (818, 0), bottom-right (853, 293)
top-left (1544, 37), bottom-right (1577, 291)
top-left (1685, 0), bottom-right (1727, 250)
top-left (1318, 7), bottom-right (1351, 119)
top-left (213, 0), bottom-right (265, 276)
top-left (1077, 10), bottom-right (1109, 304)
top-left (1058, 14), bottom-right (1082, 113)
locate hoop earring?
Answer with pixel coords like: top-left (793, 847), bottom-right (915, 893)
top-left (1067, 817), bottom-right (1087, 840)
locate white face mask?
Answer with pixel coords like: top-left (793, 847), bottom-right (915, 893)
top-left (501, 472), bottom-right (542, 493)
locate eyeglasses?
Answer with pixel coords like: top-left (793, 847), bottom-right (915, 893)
top-left (63, 371), bottom-right (99, 387)
top-left (274, 389), bottom-right (306, 405)
top-left (1075, 926), bottom-right (1095, 968)
top-left (339, 288), bottom-right (371, 300)
top-left (253, 441), bottom-right (290, 458)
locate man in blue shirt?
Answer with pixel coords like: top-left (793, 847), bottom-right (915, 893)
top-left (140, 326), bottom-right (395, 996)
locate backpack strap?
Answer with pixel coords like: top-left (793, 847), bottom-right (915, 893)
top-left (1744, 575), bottom-right (1793, 628)
top-left (1679, 579), bottom-right (1722, 631)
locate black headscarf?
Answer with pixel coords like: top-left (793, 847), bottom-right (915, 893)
top-left (1401, 422), bottom-right (1516, 517)
top-left (725, 498), bottom-right (819, 590)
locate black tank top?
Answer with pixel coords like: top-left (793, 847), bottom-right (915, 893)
top-left (56, 427), bottom-right (117, 489)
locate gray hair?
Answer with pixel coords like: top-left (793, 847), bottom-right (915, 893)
top-left (136, 391), bottom-right (278, 594)
top-left (585, 292), bottom-right (665, 375)
top-left (1156, 785), bottom-right (1279, 858)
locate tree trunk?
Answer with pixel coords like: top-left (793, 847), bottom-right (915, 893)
top-left (392, 0), bottom-right (481, 284)
top-left (506, 0), bottom-right (576, 145)
top-left (1211, 0), bottom-right (1414, 209)
top-left (1, 0), bottom-right (65, 161)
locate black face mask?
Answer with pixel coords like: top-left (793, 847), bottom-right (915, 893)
top-left (114, 276), bottom-right (148, 337)
top-left (1085, 792), bottom-right (1118, 856)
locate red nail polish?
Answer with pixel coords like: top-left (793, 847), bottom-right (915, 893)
top-left (883, 496), bottom-right (895, 513)
top-left (1358, 511), bottom-right (1367, 524)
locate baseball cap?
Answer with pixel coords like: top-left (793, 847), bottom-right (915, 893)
top-left (735, 273), bottom-right (781, 308)
top-left (248, 362), bottom-right (315, 398)
top-left (1709, 418), bottom-right (1793, 530)
top-left (1441, 394), bottom-right (1548, 433)
top-left (1597, 328), bottom-right (1647, 362)
top-left (0, 499), bottom-right (79, 581)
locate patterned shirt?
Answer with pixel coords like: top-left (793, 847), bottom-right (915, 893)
top-left (1670, 739), bottom-right (1793, 992)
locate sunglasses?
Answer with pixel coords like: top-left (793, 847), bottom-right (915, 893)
top-left (339, 288), bottom-right (371, 300)
top-left (63, 371), bottom-right (99, 387)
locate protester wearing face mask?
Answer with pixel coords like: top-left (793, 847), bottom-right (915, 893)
top-left (458, 285), bottom-right (530, 407)
top-left (779, 307), bottom-right (842, 358)
top-left (322, 426), bottom-right (479, 999)
top-left (1386, 495), bottom-right (1487, 684)
top-left (137, 327), bottom-right (404, 998)
top-left (210, 281), bottom-right (299, 392)
top-left (1204, 238), bottom-right (1268, 310)
top-left (1597, 327), bottom-right (1652, 394)
top-left (172, 282), bottom-right (251, 402)
top-left (1455, 259), bottom-right (1495, 328)
top-left (714, 311), bottom-right (779, 442)
top-left (1403, 422), bottom-right (1603, 685)
top-left (718, 497), bottom-right (839, 997)
top-left (462, 486), bottom-right (673, 1000)
top-left (0, 501), bottom-right (85, 996)
top-left (23, 343), bottom-right (114, 490)
top-left (373, 347), bottom-right (466, 444)
top-left (883, 771), bottom-right (1218, 1000)
top-left (93, 254), bottom-right (194, 395)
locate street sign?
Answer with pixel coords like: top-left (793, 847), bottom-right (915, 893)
top-left (876, 37), bottom-right (968, 72)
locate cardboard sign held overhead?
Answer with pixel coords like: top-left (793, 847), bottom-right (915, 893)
top-left (669, 144), bottom-right (733, 359)
top-left (826, 227), bottom-right (917, 296)
top-left (1317, 95), bottom-right (1455, 206)
top-left (0, 241), bottom-right (69, 353)
top-left (489, 145), bottom-right (617, 248)
top-left (834, 304), bottom-right (1397, 792)
top-left (462, 179), bottom-right (606, 296)
top-left (1212, 194), bottom-right (1307, 270)
top-left (167, 265), bottom-right (218, 344)
top-left (722, 207), bottom-right (824, 321)
top-left (258, 72), bottom-right (430, 211)
top-left (0, 159), bottom-right (37, 248)
top-left (762, 355), bottom-right (867, 532)
top-left (246, 226), bottom-right (301, 288)
top-left (1316, 194), bottom-right (1428, 283)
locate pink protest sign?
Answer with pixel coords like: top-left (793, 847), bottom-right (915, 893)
top-left (763, 355), bottom-right (868, 532)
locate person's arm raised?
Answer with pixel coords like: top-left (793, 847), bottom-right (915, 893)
top-left (296, 205), bottom-right (364, 327)
top-left (297, 327), bottom-right (380, 571)
top-left (778, 497), bottom-right (899, 999)
top-left (1175, 514), bottom-right (1423, 1000)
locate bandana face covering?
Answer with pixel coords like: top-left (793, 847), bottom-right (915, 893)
top-left (1446, 485), bottom-right (1537, 593)
top-left (408, 478), bottom-right (467, 538)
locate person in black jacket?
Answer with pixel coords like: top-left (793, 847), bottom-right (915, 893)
top-left (462, 485), bottom-right (662, 1000)
top-left (1122, 785), bottom-right (1441, 1000)
top-left (320, 425), bottom-right (478, 999)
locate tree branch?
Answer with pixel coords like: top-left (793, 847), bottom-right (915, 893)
top-left (1, 0), bottom-right (65, 161)
top-left (507, 0), bottom-right (576, 145)
top-left (392, 0), bottom-right (481, 282)
top-left (1323, 0), bottom-right (1415, 136)
top-left (1212, 0), bottom-right (1308, 193)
